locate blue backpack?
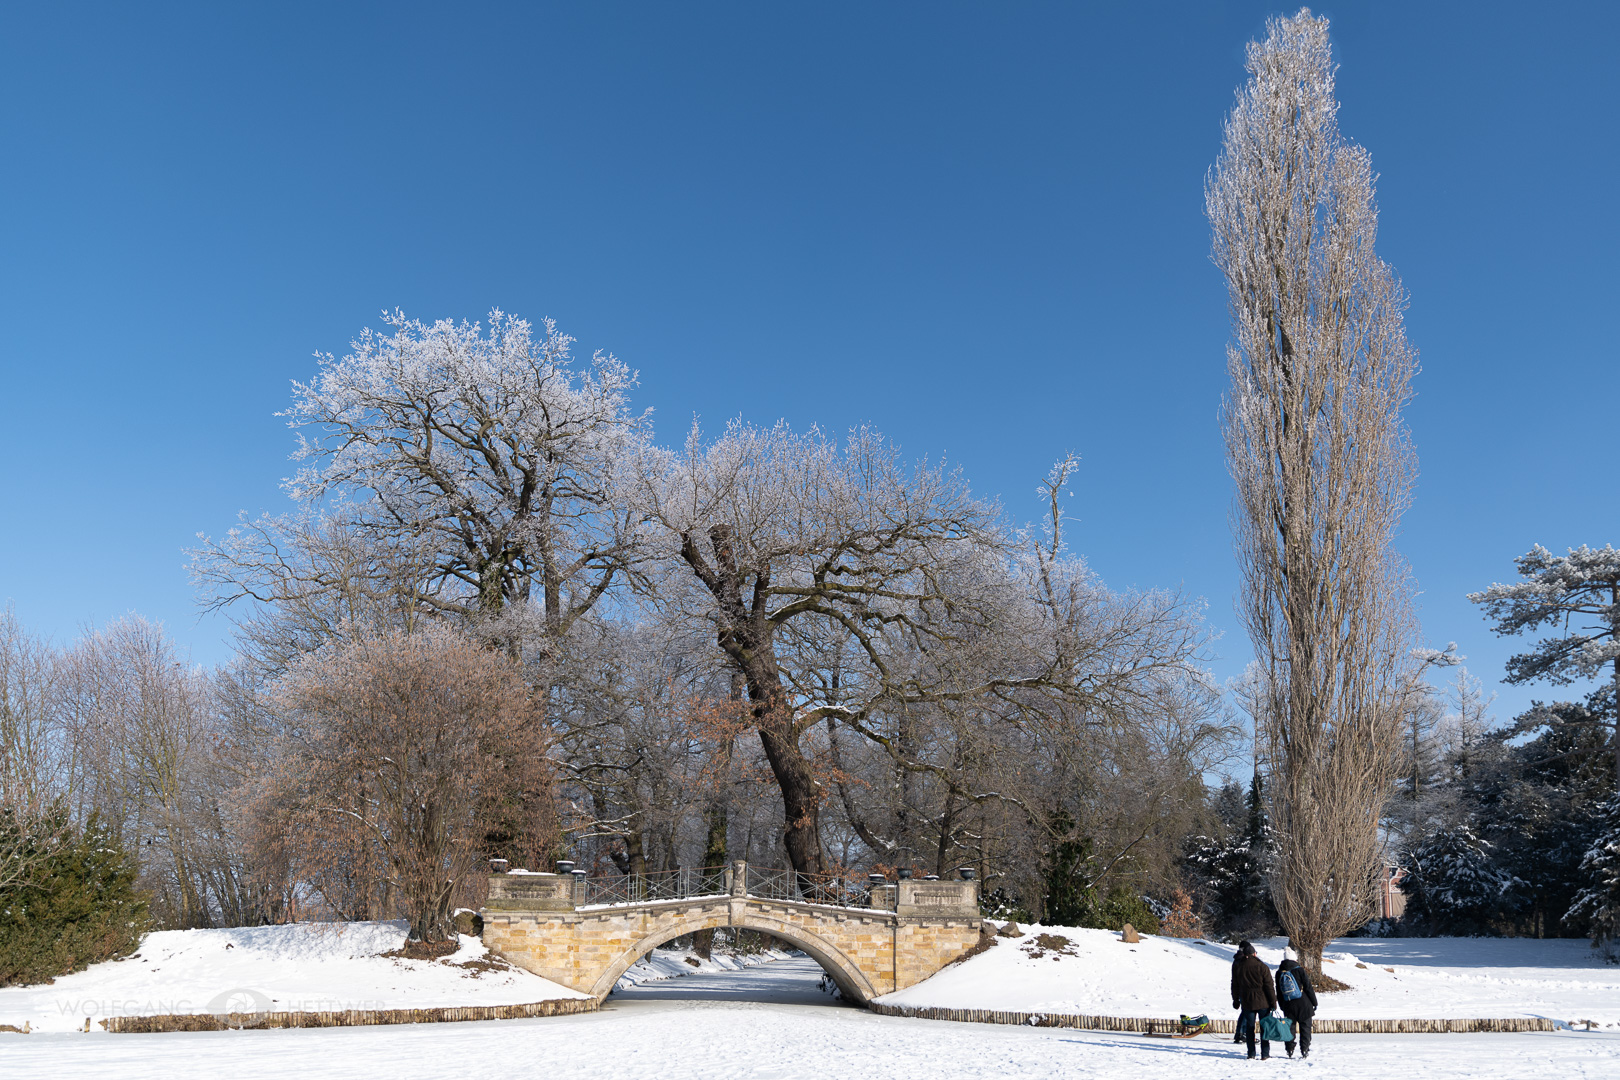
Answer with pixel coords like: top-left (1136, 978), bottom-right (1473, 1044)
top-left (1279, 968), bottom-right (1303, 1002)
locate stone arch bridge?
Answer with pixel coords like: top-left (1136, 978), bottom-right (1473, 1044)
top-left (481, 862), bottom-right (981, 1004)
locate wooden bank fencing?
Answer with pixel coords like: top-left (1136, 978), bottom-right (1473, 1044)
top-left (102, 997), bottom-right (598, 1033)
top-left (867, 1003), bottom-right (1558, 1035)
top-left (98, 997), bottom-right (1558, 1036)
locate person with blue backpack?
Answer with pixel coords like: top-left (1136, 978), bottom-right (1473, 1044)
top-left (1274, 950), bottom-right (1319, 1059)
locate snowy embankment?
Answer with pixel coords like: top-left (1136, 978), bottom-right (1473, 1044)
top-left (613, 943), bottom-right (794, 992)
top-left (878, 924), bottom-right (1620, 1028)
top-left (0, 921), bottom-right (585, 1033)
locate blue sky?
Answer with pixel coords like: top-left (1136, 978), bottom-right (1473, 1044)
top-left (1, 2), bottom-right (1614, 726)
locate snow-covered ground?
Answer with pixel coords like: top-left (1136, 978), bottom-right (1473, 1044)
top-left (4, 956), bottom-right (1618, 1080)
top-left (5, 920), bottom-right (1619, 1079)
top-left (0, 921), bottom-right (584, 1033)
top-left (879, 924), bottom-right (1620, 1027)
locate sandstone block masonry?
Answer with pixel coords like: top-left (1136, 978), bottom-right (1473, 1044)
top-left (481, 864), bottom-right (980, 1005)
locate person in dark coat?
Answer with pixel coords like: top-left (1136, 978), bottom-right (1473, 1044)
top-left (1275, 951), bottom-right (1319, 1059)
top-left (1231, 944), bottom-right (1277, 1059)
top-left (1230, 942), bottom-right (1252, 1044)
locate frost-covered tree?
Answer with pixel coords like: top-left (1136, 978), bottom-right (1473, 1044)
top-left (1424, 694), bottom-right (1607, 938)
top-left (1208, 9), bottom-right (1419, 976)
top-left (631, 421), bottom-right (1007, 877)
top-left (632, 422), bottom-right (1216, 881)
top-left (1470, 544), bottom-right (1620, 789)
top-left (1441, 668), bottom-right (1495, 786)
top-left (195, 310), bottom-right (648, 657)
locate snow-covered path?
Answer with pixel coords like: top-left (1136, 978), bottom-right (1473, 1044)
top-left (608, 953), bottom-right (851, 1008)
top-left (6, 956), bottom-right (1619, 1080)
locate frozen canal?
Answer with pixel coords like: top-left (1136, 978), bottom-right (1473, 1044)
top-left (8, 955), bottom-right (1619, 1079)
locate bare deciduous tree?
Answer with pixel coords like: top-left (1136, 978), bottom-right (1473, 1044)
top-left (1209, 8), bottom-right (1419, 976)
top-left (269, 625), bottom-right (554, 940)
top-left (56, 617), bottom-right (225, 927)
top-left (633, 421), bottom-right (1037, 878)
top-left (0, 608), bottom-right (66, 892)
top-left (191, 509), bottom-right (441, 680)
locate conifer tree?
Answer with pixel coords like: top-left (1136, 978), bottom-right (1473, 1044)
top-left (1471, 545), bottom-right (1620, 789)
top-left (1407, 824), bottom-right (1518, 934)
top-left (1567, 796), bottom-right (1620, 946)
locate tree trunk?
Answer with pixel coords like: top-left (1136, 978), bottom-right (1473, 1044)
top-left (625, 824), bottom-right (648, 879)
top-left (693, 770), bottom-right (730, 961)
top-left (757, 722), bottom-right (825, 878)
top-left (685, 525), bottom-right (825, 879)
top-left (934, 793), bottom-right (957, 877)
top-left (1290, 931), bottom-right (1326, 982)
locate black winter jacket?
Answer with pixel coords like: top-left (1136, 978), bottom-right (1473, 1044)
top-left (1231, 954), bottom-right (1277, 1012)
top-left (1275, 959), bottom-right (1318, 1019)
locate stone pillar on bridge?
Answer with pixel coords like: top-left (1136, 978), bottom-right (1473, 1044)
top-left (486, 871), bottom-right (575, 912)
top-left (891, 878), bottom-right (980, 991)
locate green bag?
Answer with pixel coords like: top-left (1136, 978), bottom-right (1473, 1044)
top-left (1259, 1014), bottom-right (1295, 1041)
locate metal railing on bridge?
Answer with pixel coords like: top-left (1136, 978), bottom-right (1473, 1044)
top-left (743, 865), bottom-right (868, 907)
top-left (574, 863), bottom-right (873, 909)
top-left (578, 865), bottom-right (730, 906)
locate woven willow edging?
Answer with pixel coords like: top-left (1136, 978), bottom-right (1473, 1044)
top-left (102, 997), bottom-right (598, 1033)
top-left (867, 1004), bottom-right (1556, 1035)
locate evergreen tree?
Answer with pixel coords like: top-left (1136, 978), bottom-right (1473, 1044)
top-left (1566, 796), bottom-right (1620, 946)
top-left (1406, 824), bottom-right (1518, 934)
top-left (0, 811), bottom-right (149, 986)
top-left (1041, 812), bottom-right (1162, 933)
top-left (1473, 701), bottom-right (1610, 936)
top-left (1182, 774), bottom-right (1275, 934)
top-left (1470, 544), bottom-right (1620, 791)
top-left (1042, 812), bottom-right (1091, 925)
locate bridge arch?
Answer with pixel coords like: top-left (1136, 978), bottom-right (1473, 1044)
top-left (591, 909), bottom-right (878, 1004)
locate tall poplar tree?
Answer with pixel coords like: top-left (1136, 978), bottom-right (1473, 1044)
top-left (1208, 9), bottom-right (1419, 976)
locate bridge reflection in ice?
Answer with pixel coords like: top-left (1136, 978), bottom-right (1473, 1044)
top-left (605, 955), bottom-right (857, 1008)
